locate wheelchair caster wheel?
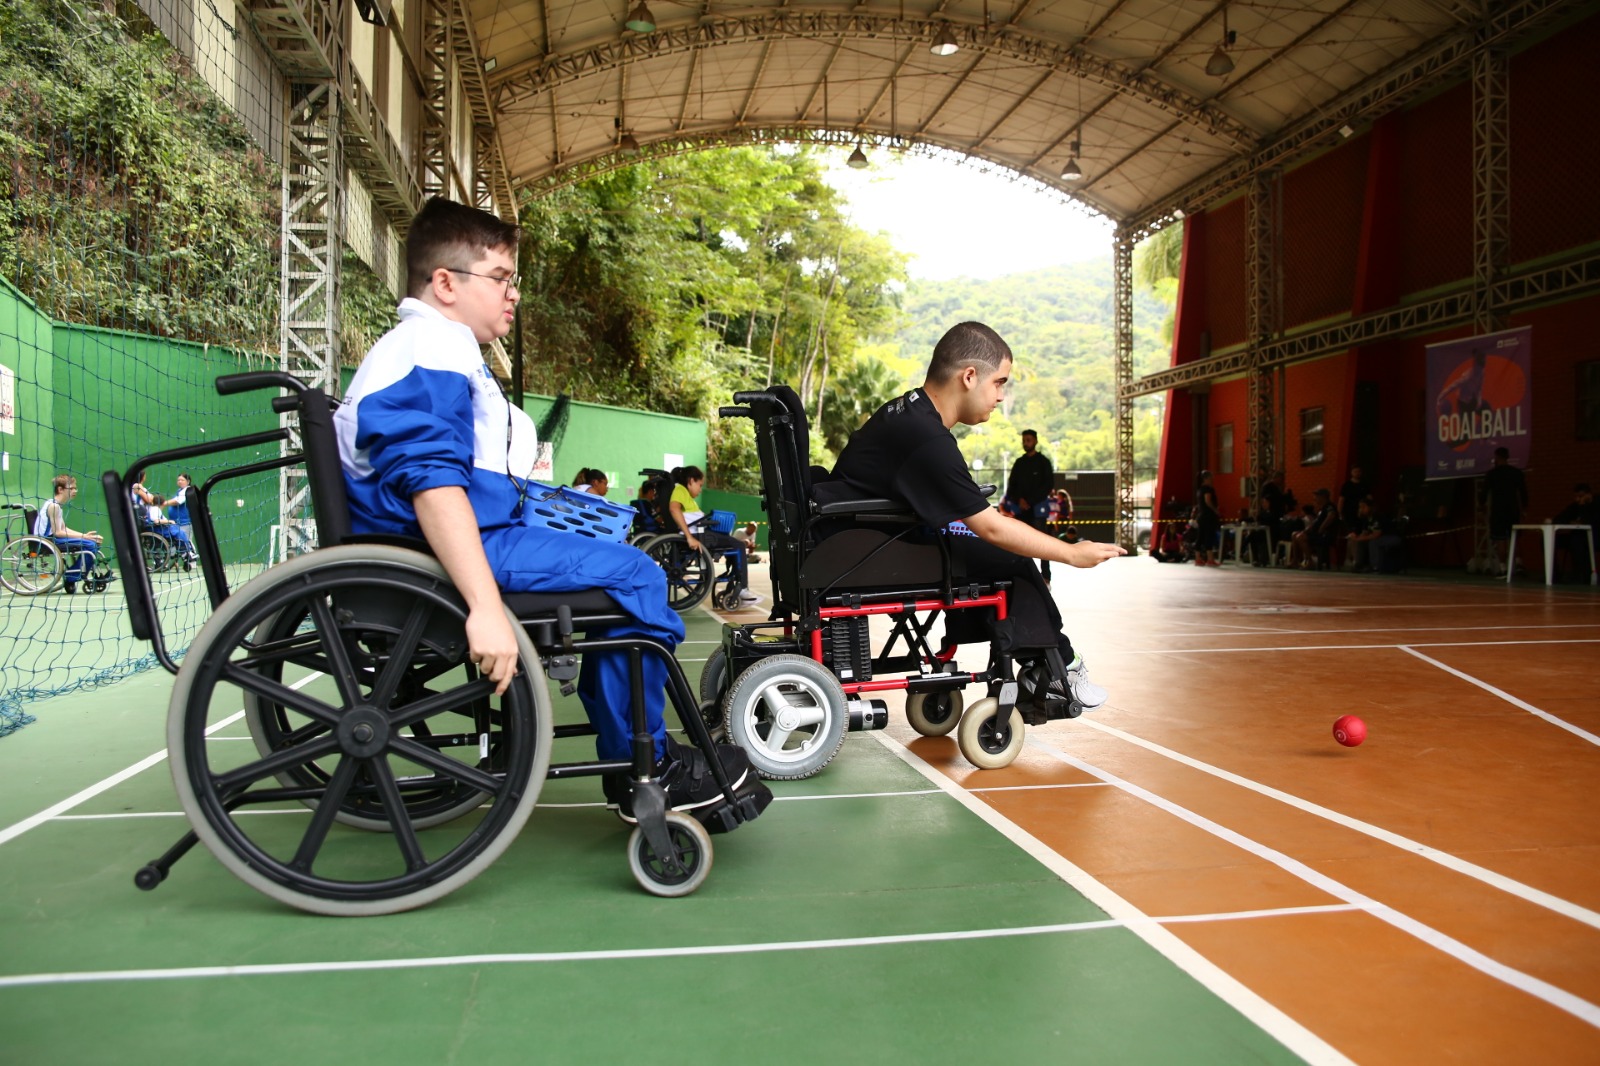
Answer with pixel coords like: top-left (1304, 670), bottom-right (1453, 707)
top-left (133, 865), bottom-right (166, 891)
top-left (628, 811), bottom-right (712, 897)
top-left (956, 697), bottom-right (1024, 770)
top-left (906, 690), bottom-right (964, 737)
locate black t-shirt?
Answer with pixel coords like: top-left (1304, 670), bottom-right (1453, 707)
top-left (1007, 451), bottom-right (1053, 511)
top-left (834, 388), bottom-right (991, 527)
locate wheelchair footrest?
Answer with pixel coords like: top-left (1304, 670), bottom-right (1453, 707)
top-left (696, 777), bottom-right (774, 835)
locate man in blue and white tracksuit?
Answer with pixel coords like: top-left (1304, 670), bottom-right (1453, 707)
top-left (334, 199), bottom-right (683, 767)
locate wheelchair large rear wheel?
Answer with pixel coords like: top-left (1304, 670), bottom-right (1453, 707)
top-left (169, 545), bottom-right (553, 915)
top-left (643, 534), bottom-right (715, 612)
top-left (697, 646), bottom-right (730, 740)
top-left (242, 599), bottom-right (514, 831)
top-left (1, 536), bottom-right (63, 595)
top-left (722, 653), bottom-right (847, 780)
top-left (140, 531), bottom-right (174, 573)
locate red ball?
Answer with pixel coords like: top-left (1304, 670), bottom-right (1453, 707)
top-left (1333, 715), bottom-right (1367, 747)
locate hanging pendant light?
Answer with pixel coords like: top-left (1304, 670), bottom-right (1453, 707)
top-left (930, 23), bottom-right (959, 56)
top-left (624, 1), bottom-right (655, 33)
top-left (1205, 5), bottom-right (1235, 76)
top-left (847, 143), bottom-right (869, 169)
top-left (1061, 146), bottom-right (1082, 181)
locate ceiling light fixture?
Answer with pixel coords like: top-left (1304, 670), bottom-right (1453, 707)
top-left (624, 1), bottom-right (655, 33)
top-left (1205, 5), bottom-right (1236, 76)
top-left (618, 131), bottom-right (640, 154)
top-left (847, 143), bottom-right (869, 169)
top-left (1062, 140), bottom-right (1082, 181)
top-left (930, 23), bottom-right (959, 56)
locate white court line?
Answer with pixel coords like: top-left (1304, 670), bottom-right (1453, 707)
top-left (0, 903), bottom-right (1360, 990)
top-left (868, 732), bottom-right (1354, 1065)
top-left (1027, 737), bottom-right (1600, 1031)
top-left (0, 673), bottom-right (323, 849)
top-left (47, 783), bottom-right (1110, 821)
top-left (1074, 718), bottom-right (1600, 930)
top-left (1400, 646), bottom-right (1600, 747)
top-left (1151, 623), bottom-right (1600, 639)
top-left (1120, 637), bottom-right (1600, 655)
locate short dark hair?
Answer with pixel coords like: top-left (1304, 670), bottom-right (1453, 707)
top-left (926, 322), bottom-right (1012, 384)
top-left (1493, 446), bottom-right (1510, 460)
top-left (1020, 429), bottom-right (1037, 438)
top-left (406, 197), bottom-right (520, 298)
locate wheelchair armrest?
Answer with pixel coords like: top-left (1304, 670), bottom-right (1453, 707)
top-left (813, 496), bottom-right (915, 518)
top-left (978, 483), bottom-right (997, 498)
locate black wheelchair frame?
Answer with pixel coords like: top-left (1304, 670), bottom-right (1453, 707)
top-left (702, 385), bottom-right (1068, 779)
top-left (104, 371), bottom-right (763, 915)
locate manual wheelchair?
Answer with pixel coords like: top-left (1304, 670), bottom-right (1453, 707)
top-left (104, 372), bottom-right (765, 916)
top-left (700, 386), bottom-right (1090, 780)
top-left (632, 468), bottom-right (749, 613)
top-left (1, 503), bottom-right (115, 594)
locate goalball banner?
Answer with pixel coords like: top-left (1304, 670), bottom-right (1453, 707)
top-left (1425, 326), bottom-right (1532, 480)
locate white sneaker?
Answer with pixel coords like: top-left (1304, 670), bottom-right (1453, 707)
top-left (738, 588), bottom-right (762, 603)
top-left (1048, 658), bottom-right (1108, 709)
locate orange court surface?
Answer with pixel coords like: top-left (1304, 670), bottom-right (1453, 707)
top-left (906, 554), bottom-right (1600, 1061)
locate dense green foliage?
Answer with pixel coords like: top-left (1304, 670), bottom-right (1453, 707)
top-left (0, 0), bottom-right (280, 351)
top-left (516, 148), bottom-right (909, 492)
top-left (889, 260), bottom-right (1172, 478)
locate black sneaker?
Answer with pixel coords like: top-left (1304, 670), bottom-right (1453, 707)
top-left (604, 736), bottom-right (752, 824)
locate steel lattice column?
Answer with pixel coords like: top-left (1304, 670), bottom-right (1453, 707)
top-left (279, 80), bottom-right (343, 557)
top-left (1246, 170), bottom-right (1282, 499)
top-left (1472, 44), bottom-right (1510, 333)
top-left (1113, 229), bottom-right (1136, 551)
top-left (418, 0), bottom-right (454, 199)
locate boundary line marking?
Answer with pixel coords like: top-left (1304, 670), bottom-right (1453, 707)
top-left (1399, 645), bottom-right (1600, 747)
top-left (0, 674), bottom-right (322, 850)
top-left (1073, 718), bottom-right (1600, 929)
top-left (1120, 637), bottom-right (1600, 655)
top-left (0, 903), bottom-right (1359, 989)
top-left (1027, 738), bottom-right (1600, 1030)
top-left (868, 732), bottom-right (1355, 1065)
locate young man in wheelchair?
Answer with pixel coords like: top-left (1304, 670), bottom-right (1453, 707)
top-left (832, 321), bottom-right (1124, 715)
top-left (334, 195), bottom-right (768, 824)
top-left (35, 474), bottom-right (116, 594)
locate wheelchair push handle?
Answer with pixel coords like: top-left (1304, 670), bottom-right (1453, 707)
top-left (215, 371), bottom-right (313, 398)
top-left (731, 390), bottom-right (775, 405)
top-left (719, 406), bottom-right (751, 419)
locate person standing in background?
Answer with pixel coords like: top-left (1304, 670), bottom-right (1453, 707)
top-left (1007, 429), bottom-right (1055, 584)
top-left (1482, 447), bottom-right (1528, 576)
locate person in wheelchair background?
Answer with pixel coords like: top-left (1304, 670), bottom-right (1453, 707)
top-left (34, 474), bottom-right (116, 594)
top-left (666, 465), bottom-right (761, 608)
top-left (334, 195), bottom-right (766, 823)
top-left (832, 321), bottom-right (1123, 714)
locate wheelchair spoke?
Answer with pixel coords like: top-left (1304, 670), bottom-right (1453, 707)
top-left (387, 676), bottom-right (496, 730)
top-left (289, 753), bottom-right (360, 872)
top-left (214, 734), bottom-right (341, 793)
top-left (758, 688), bottom-right (825, 752)
top-left (368, 599), bottom-right (435, 710)
top-left (365, 756), bottom-right (429, 871)
top-left (386, 736), bottom-right (501, 795)
top-left (223, 662), bottom-right (344, 727)
top-left (307, 595), bottom-right (367, 709)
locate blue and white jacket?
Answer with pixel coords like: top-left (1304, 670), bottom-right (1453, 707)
top-left (335, 298), bottom-right (539, 537)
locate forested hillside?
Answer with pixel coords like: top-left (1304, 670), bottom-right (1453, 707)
top-left (883, 261), bottom-right (1173, 478)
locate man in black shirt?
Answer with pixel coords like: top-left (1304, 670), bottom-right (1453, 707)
top-left (1482, 446), bottom-right (1528, 575)
top-left (833, 321), bottom-right (1125, 709)
top-left (1007, 429), bottom-right (1056, 583)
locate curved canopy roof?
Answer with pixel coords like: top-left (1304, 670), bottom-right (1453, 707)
top-left (470, 0), bottom-right (1576, 232)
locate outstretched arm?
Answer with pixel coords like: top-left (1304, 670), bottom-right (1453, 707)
top-left (964, 506), bottom-right (1125, 567)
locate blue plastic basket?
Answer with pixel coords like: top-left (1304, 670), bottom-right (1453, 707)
top-left (520, 484), bottom-right (633, 544)
top-left (945, 519), bottom-right (978, 537)
top-left (706, 509), bottom-right (737, 535)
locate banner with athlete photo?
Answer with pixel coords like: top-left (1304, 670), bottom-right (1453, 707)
top-left (1425, 326), bottom-right (1531, 480)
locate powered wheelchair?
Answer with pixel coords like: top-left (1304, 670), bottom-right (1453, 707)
top-left (632, 468), bottom-right (750, 613)
top-left (104, 372), bottom-right (766, 916)
top-left (700, 386), bottom-right (1091, 780)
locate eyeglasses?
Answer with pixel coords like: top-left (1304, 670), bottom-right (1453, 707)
top-left (446, 268), bottom-right (520, 296)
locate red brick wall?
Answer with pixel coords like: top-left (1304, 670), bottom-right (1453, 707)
top-left (1282, 141), bottom-right (1367, 328)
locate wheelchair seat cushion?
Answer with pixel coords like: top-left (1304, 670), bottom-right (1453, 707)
top-left (505, 588), bottom-right (622, 618)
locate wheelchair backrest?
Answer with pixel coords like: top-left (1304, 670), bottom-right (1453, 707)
top-left (742, 384), bottom-right (813, 615)
top-left (295, 389), bottom-right (353, 549)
